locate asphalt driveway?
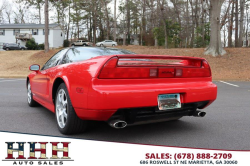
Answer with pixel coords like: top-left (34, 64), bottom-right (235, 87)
top-left (0, 78), bottom-right (249, 150)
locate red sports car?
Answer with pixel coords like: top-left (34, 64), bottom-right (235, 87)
top-left (27, 47), bottom-right (217, 134)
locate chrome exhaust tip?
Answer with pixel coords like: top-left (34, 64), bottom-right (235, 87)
top-left (109, 120), bottom-right (127, 129)
top-left (193, 111), bottom-right (206, 117)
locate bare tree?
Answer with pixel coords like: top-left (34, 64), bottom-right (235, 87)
top-left (205, 0), bottom-right (226, 56)
top-left (113, 0), bottom-right (117, 41)
top-left (160, 0), bottom-right (168, 49)
top-left (0, 1), bottom-right (7, 23)
top-left (66, 0), bottom-right (71, 41)
top-left (235, 0), bottom-right (239, 47)
top-left (228, 0), bottom-right (234, 47)
top-left (5, 3), bottom-right (12, 24)
top-left (127, 0), bottom-right (131, 45)
top-left (18, 0), bottom-right (44, 24)
top-left (101, 0), bottom-right (110, 39)
top-left (44, 0), bottom-right (49, 52)
top-left (239, 0), bottom-right (245, 47)
top-left (14, 4), bottom-right (26, 24)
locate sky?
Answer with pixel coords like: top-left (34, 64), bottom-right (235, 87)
top-left (0, 0), bottom-right (243, 45)
top-left (0, 0), bottom-right (120, 24)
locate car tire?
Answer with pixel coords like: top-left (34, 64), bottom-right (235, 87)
top-left (6, 48), bottom-right (9, 51)
top-left (100, 44), bottom-right (104, 47)
top-left (27, 81), bottom-right (38, 107)
top-left (71, 44), bottom-right (75, 46)
top-left (55, 83), bottom-right (88, 134)
top-left (21, 48), bottom-right (24, 50)
top-left (112, 44), bottom-right (115, 47)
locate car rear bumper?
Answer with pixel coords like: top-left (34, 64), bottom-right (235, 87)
top-left (75, 78), bottom-right (217, 121)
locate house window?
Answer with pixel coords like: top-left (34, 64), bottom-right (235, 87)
top-left (43, 29), bottom-right (50, 35)
top-left (0, 29), bottom-right (5, 36)
top-left (13, 29), bottom-right (20, 35)
top-left (32, 29), bottom-right (39, 35)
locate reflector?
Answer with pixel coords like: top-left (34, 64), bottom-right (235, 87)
top-left (149, 69), bottom-right (158, 77)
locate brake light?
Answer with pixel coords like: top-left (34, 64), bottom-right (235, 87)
top-left (98, 58), bottom-right (211, 79)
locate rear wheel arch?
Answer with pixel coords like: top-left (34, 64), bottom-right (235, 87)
top-left (52, 77), bottom-right (70, 105)
top-left (26, 77), bottom-right (30, 89)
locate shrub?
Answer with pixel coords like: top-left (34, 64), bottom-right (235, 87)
top-left (63, 40), bottom-right (70, 47)
top-left (25, 38), bottom-right (38, 50)
top-left (38, 44), bottom-right (44, 50)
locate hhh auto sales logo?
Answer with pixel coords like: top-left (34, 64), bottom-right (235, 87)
top-left (3, 142), bottom-right (73, 165)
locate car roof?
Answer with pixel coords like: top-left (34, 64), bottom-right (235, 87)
top-left (6, 43), bottom-right (17, 45)
top-left (68, 46), bottom-right (135, 55)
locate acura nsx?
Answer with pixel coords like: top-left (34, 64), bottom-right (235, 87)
top-left (27, 47), bottom-right (217, 134)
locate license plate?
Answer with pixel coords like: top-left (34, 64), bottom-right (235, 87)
top-left (158, 94), bottom-right (181, 110)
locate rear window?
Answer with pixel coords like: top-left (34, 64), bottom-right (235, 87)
top-left (63, 47), bottom-right (135, 63)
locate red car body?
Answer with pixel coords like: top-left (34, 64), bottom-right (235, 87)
top-left (27, 47), bottom-right (217, 132)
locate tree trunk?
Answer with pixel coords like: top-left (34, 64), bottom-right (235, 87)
top-left (101, 0), bottom-right (110, 40)
top-left (155, 0), bottom-right (160, 47)
top-left (228, 1), bottom-right (234, 47)
top-left (189, 0), bottom-right (194, 47)
top-left (223, 25), bottom-right (226, 47)
top-left (123, 32), bottom-right (126, 46)
top-left (142, 0), bottom-right (146, 46)
top-left (44, 0), bottom-right (49, 53)
top-left (66, 1), bottom-right (71, 41)
top-left (185, 1), bottom-right (189, 47)
top-left (201, 1), bottom-right (205, 47)
top-left (89, 13), bottom-right (92, 42)
top-left (204, 0), bottom-right (226, 56)
top-left (38, 4), bottom-right (41, 24)
top-left (235, 0), bottom-right (239, 47)
top-left (93, 3), bottom-right (97, 44)
top-left (164, 27), bottom-right (168, 48)
top-left (160, 0), bottom-right (168, 49)
top-left (239, 0), bottom-right (245, 47)
top-left (171, 0), bottom-right (182, 47)
top-left (113, 0), bottom-right (117, 42)
top-left (127, 0), bottom-right (131, 45)
top-left (246, 5), bottom-right (249, 47)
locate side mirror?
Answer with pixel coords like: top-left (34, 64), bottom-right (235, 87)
top-left (29, 64), bottom-right (40, 72)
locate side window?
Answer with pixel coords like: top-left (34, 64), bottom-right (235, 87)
top-left (32, 29), bottom-right (38, 35)
top-left (62, 48), bottom-right (84, 64)
top-left (0, 29), bottom-right (5, 35)
top-left (42, 49), bottom-right (68, 70)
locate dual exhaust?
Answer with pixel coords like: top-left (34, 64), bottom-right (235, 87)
top-left (109, 111), bottom-right (206, 129)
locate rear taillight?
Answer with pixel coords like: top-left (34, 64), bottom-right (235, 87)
top-left (175, 60), bottom-right (211, 78)
top-left (98, 58), bottom-right (211, 79)
top-left (99, 57), bottom-right (151, 78)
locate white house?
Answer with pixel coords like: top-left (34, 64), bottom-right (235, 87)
top-left (0, 24), bottom-right (65, 48)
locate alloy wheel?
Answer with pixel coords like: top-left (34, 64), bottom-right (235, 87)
top-left (56, 89), bottom-right (68, 128)
top-left (27, 83), bottom-right (32, 104)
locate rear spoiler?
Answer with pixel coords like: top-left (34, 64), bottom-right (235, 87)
top-left (98, 55), bottom-right (211, 79)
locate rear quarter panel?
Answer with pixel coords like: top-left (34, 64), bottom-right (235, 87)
top-left (55, 55), bottom-right (113, 109)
